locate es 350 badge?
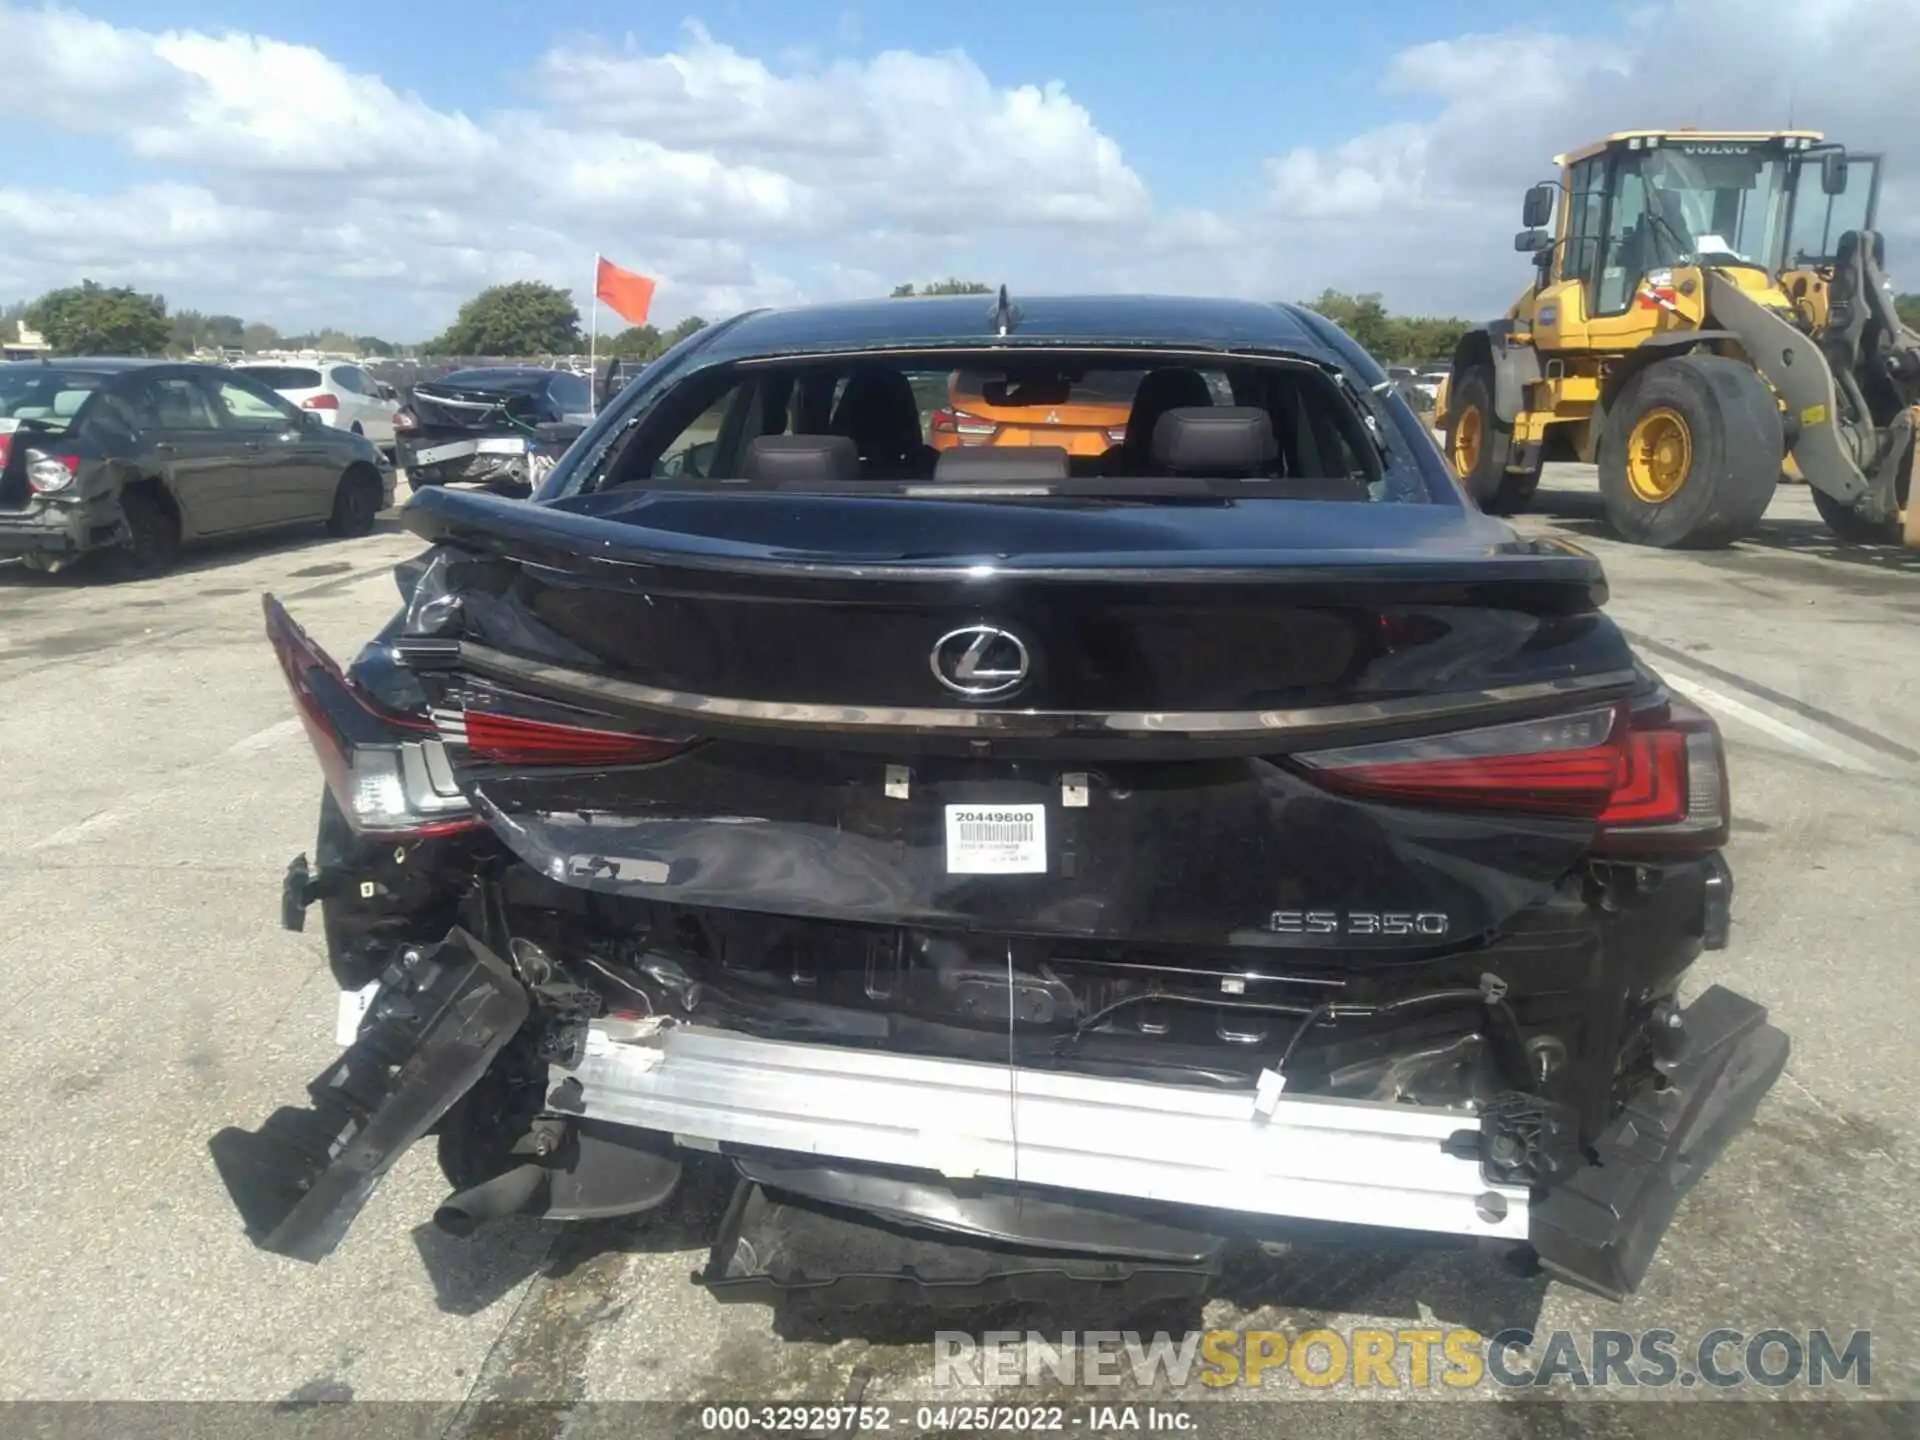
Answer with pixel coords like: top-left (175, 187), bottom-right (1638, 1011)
top-left (1270, 910), bottom-right (1451, 937)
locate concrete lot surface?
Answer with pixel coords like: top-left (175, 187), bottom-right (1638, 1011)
top-left (0, 467), bottom-right (1914, 1431)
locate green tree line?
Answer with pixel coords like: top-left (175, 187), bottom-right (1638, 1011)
top-left (1299, 290), bottom-right (1472, 366)
top-left (5, 280), bottom-right (405, 358)
top-left (418, 281), bottom-right (711, 360)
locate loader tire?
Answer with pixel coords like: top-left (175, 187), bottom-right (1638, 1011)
top-left (1443, 367), bottom-right (1509, 507)
top-left (1597, 355), bottom-right (1783, 549)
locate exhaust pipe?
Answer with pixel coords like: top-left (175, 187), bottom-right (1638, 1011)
top-left (434, 1163), bottom-right (549, 1236)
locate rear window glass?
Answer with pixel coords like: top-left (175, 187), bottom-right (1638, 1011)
top-left (550, 374), bottom-right (591, 410)
top-left (0, 368), bottom-right (108, 434)
top-left (577, 353), bottom-right (1421, 500)
top-left (236, 366), bottom-right (322, 389)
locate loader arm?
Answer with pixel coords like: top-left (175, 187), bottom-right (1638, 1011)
top-left (1704, 271), bottom-right (1871, 508)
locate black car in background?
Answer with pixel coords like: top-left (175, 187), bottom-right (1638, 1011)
top-left (0, 359), bottom-right (393, 578)
top-left (394, 367), bottom-right (594, 494)
top-left (219, 293), bottom-right (1784, 1308)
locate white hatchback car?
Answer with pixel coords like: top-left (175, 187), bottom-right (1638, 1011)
top-left (232, 361), bottom-right (401, 444)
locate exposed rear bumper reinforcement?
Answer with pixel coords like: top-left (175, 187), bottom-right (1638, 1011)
top-left (547, 1023), bottom-right (1532, 1242)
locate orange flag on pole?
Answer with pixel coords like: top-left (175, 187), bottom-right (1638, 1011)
top-left (595, 256), bottom-right (657, 326)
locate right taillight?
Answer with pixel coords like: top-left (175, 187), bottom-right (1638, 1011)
top-left (27, 452), bottom-right (80, 493)
top-left (303, 393), bottom-right (340, 411)
top-left (1593, 694), bottom-right (1728, 851)
top-left (1293, 696), bottom-right (1729, 851)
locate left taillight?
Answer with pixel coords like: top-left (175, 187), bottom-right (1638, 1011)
top-left (1292, 696), bottom-right (1729, 851)
top-left (392, 407), bottom-right (418, 434)
top-left (264, 594), bottom-right (479, 838)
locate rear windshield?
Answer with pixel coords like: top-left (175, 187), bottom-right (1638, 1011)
top-left (572, 352), bottom-right (1429, 502)
top-left (236, 366), bottom-right (322, 389)
top-left (0, 367), bottom-right (109, 435)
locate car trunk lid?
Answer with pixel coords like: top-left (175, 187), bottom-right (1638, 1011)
top-left (370, 486), bottom-right (1642, 950)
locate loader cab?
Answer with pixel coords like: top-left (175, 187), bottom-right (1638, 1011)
top-left (1526, 131), bottom-right (1846, 352)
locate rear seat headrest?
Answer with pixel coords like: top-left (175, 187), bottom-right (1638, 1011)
top-left (739, 434), bottom-right (858, 483)
top-left (931, 445), bottom-right (1070, 484)
top-left (1150, 406), bottom-right (1278, 475)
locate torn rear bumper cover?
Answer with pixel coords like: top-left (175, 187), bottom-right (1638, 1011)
top-left (208, 928), bottom-right (528, 1262)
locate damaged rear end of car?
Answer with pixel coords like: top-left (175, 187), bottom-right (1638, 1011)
top-left (212, 296), bottom-right (1787, 1306)
top-left (395, 370), bottom-right (585, 495)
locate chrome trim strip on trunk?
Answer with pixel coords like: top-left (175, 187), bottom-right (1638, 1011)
top-left (553, 1023), bottom-right (1529, 1241)
top-left (418, 639), bottom-right (1639, 740)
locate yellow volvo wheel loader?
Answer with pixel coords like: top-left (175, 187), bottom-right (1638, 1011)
top-left (1435, 130), bottom-right (1920, 547)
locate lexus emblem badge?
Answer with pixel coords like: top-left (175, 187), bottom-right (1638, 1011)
top-left (931, 625), bottom-right (1030, 699)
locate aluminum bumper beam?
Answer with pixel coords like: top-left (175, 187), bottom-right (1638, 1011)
top-left (551, 1023), bottom-right (1528, 1242)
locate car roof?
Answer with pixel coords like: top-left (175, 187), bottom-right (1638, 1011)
top-left (696, 294), bottom-right (1340, 364)
top-left (0, 356), bottom-right (170, 373)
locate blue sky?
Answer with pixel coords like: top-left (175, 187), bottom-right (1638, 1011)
top-left (26, 0), bottom-right (1585, 203)
top-left (2, 1), bottom-right (1912, 339)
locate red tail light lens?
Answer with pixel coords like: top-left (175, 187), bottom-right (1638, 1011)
top-left (1297, 707), bottom-right (1623, 817)
top-left (1594, 696), bottom-right (1728, 850)
top-left (929, 408), bottom-right (958, 434)
top-left (0, 432), bottom-right (12, 470)
top-left (303, 393), bottom-right (340, 411)
top-left (432, 706), bottom-right (694, 767)
top-left (1295, 697), bottom-right (1729, 850)
top-left (393, 407), bottom-right (419, 433)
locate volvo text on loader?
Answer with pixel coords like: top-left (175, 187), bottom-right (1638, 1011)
top-left (1436, 130), bottom-right (1920, 548)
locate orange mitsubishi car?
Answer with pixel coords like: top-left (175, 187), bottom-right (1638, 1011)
top-left (928, 367), bottom-right (1137, 457)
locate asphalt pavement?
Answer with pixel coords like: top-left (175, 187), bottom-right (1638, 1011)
top-left (0, 467), bottom-right (1914, 1431)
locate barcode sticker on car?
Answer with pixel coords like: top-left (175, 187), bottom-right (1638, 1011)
top-left (945, 804), bottom-right (1046, 874)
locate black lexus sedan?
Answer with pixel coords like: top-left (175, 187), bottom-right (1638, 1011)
top-left (0, 358), bottom-right (393, 578)
top-left (215, 293), bottom-right (1785, 1308)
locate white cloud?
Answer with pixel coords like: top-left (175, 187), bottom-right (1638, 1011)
top-left (535, 24), bottom-right (1149, 231)
top-left (3, 0), bottom-right (1919, 336)
top-left (0, 4), bottom-right (1148, 334)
